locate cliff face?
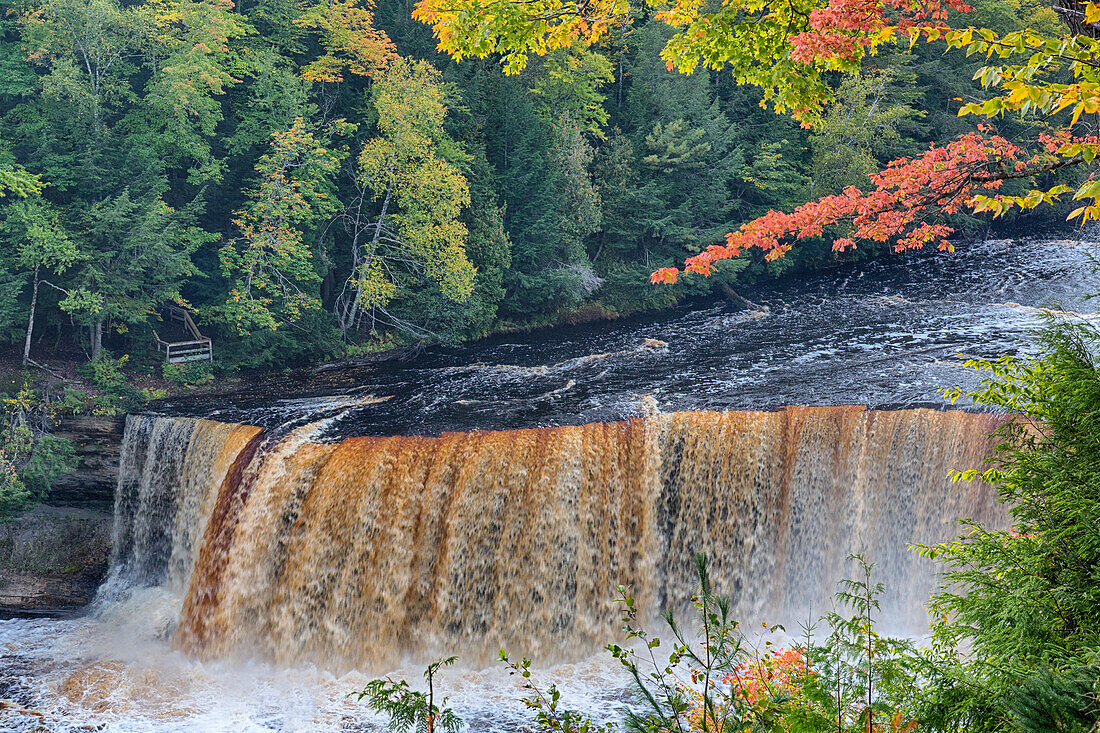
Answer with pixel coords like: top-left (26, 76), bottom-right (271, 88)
top-left (0, 417), bottom-right (123, 614)
top-left (48, 417), bottom-right (124, 509)
top-left (0, 506), bottom-right (112, 613)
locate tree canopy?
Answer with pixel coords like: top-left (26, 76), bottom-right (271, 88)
top-left (0, 0), bottom-right (1086, 371)
top-left (413, 0), bottom-right (1100, 285)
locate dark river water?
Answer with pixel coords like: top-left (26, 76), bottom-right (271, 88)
top-left (162, 232), bottom-right (1100, 435)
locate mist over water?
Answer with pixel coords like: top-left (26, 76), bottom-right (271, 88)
top-left (2, 234), bottom-right (1097, 732)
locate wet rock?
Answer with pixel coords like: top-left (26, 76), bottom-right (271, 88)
top-left (0, 505), bottom-right (112, 612)
top-left (47, 417), bottom-right (125, 509)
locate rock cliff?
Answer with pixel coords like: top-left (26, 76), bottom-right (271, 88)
top-left (0, 416), bottom-right (122, 614)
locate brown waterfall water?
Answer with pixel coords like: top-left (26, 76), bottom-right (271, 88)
top-left (96, 407), bottom-right (1006, 675)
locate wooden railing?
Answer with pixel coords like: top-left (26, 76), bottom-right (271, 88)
top-left (154, 305), bottom-right (213, 364)
top-left (156, 336), bottom-right (213, 364)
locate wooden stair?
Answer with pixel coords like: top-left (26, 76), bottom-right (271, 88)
top-left (154, 306), bottom-right (213, 364)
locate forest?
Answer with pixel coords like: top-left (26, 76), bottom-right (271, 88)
top-left (0, 0), bottom-right (1077, 377)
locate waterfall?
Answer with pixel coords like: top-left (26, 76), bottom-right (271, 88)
top-left (103, 407), bottom-right (1004, 672)
top-left (102, 417), bottom-right (262, 600)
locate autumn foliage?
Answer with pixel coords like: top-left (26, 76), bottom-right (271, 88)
top-left (412, 0), bottom-right (1100, 288)
top-left (221, 118), bottom-right (349, 334)
top-left (722, 647), bottom-right (809, 707)
top-left (786, 0), bottom-right (971, 66)
top-left (415, 0), bottom-right (975, 123)
top-left (296, 0), bottom-right (396, 82)
top-left (685, 646), bottom-right (811, 731)
top-left (651, 128), bottom-right (1050, 283)
top-left (652, 9), bottom-right (1100, 284)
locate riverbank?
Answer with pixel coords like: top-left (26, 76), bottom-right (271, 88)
top-left (208, 219), bottom-right (1087, 392)
top-left (0, 505), bottom-right (111, 614)
top-left (0, 416), bottom-right (121, 615)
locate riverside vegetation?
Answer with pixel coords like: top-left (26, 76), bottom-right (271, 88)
top-left (0, 0), bottom-right (1083, 378)
top-left (0, 0), bottom-right (1093, 515)
top-left (0, 357), bottom-right (167, 518)
top-left (0, 382), bottom-right (78, 516)
top-left (360, 311), bottom-right (1100, 732)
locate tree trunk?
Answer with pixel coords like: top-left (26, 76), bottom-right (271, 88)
top-left (345, 184), bottom-right (393, 333)
top-left (23, 265), bottom-right (40, 368)
top-left (363, 186), bottom-right (392, 283)
top-left (91, 317), bottom-right (104, 361)
top-left (321, 267), bottom-right (334, 312)
top-left (339, 226), bottom-right (364, 334)
top-left (1054, 0), bottom-right (1100, 36)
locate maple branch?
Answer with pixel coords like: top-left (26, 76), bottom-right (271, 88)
top-left (971, 153), bottom-right (1085, 182)
top-left (652, 128), bottom-right (1093, 285)
top-left (429, 0), bottom-right (624, 22)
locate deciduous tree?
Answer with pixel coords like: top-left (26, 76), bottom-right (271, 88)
top-left (413, 0), bottom-right (969, 126)
top-left (22, 0), bottom-right (149, 132)
top-left (414, 0), bottom-right (1100, 285)
top-left (219, 117), bottom-right (348, 334)
top-left (144, 0), bottom-right (252, 184)
top-left (335, 58), bottom-right (475, 336)
top-left (0, 197), bottom-right (79, 366)
top-left (296, 0), bottom-right (395, 83)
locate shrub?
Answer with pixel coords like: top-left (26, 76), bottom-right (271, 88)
top-left (79, 352), bottom-right (129, 396)
top-left (47, 388), bottom-right (92, 418)
top-left (0, 387), bottom-right (77, 518)
top-left (78, 352), bottom-right (144, 412)
top-left (161, 360), bottom-right (214, 387)
top-left (915, 315), bottom-right (1100, 731)
top-left (364, 554), bottom-right (919, 733)
top-left (354, 656), bottom-right (462, 733)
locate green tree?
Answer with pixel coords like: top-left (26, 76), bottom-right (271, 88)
top-left (227, 48), bottom-right (315, 156)
top-left (917, 316), bottom-right (1100, 732)
top-left (809, 70), bottom-right (924, 196)
top-left (0, 163), bottom-right (39, 199)
top-left (591, 128), bottom-right (636, 260)
top-left (143, 0), bottom-right (252, 185)
top-left (335, 58), bottom-right (475, 336)
top-left (22, 0), bottom-right (149, 133)
top-left (530, 45), bottom-right (614, 139)
top-left (0, 197), bottom-right (79, 366)
top-left (14, 0), bottom-right (211, 359)
top-left (603, 20), bottom-right (758, 302)
top-left (490, 50), bottom-right (611, 316)
top-left (72, 187), bottom-right (207, 358)
top-left (219, 117), bottom-right (348, 334)
top-left (0, 388), bottom-right (77, 518)
top-left (478, 72), bottom-right (564, 317)
top-left (355, 656), bottom-right (463, 733)
top-left (407, 143), bottom-right (512, 339)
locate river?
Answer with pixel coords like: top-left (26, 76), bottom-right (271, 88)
top-left (162, 232), bottom-right (1099, 436)
top-left (0, 232), bottom-right (1097, 732)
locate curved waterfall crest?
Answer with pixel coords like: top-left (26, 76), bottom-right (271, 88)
top-left (103, 407), bottom-right (1004, 672)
